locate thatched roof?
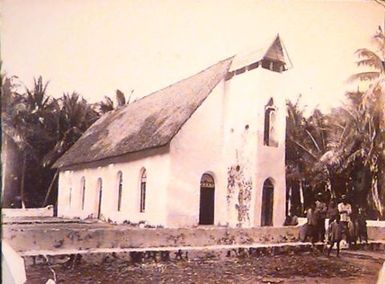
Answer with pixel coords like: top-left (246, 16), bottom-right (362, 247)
top-left (53, 58), bottom-right (233, 168)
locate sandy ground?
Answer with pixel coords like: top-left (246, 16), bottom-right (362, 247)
top-left (25, 250), bottom-right (384, 284)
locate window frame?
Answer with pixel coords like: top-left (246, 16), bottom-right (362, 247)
top-left (139, 169), bottom-right (147, 213)
top-left (117, 171), bottom-right (123, 212)
top-left (81, 177), bottom-right (86, 210)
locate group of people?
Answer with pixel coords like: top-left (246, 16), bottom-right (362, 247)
top-left (303, 193), bottom-right (368, 257)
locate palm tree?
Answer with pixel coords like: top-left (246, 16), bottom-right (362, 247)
top-left (286, 97), bottom-right (309, 214)
top-left (98, 96), bottom-right (115, 113)
top-left (349, 26), bottom-right (385, 82)
top-left (42, 92), bottom-right (99, 167)
top-left (341, 26), bottom-right (385, 218)
top-left (41, 92), bottom-right (100, 206)
top-left (2, 76), bottom-right (30, 207)
top-left (286, 97), bottom-right (338, 212)
top-left (97, 89), bottom-right (133, 114)
top-left (361, 79), bottom-right (385, 218)
top-left (323, 90), bottom-right (384, 218)
top-left (1, 76), bottom-right (54, 207)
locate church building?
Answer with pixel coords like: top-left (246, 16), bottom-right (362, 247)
top-left (53, 35), bottom-right (291, 228)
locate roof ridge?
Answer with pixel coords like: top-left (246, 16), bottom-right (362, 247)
top-left (121, 56), bottom-right (234, 108)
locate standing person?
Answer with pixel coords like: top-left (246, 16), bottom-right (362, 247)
top-left (349, 205), bottom-right (359, 246)
top-left (338, 195), bottom-right (352, 246)
top-left (327, 199), bottom-right (339, 223)
top-left (315, 193), bottom-right (327, 242)
top-left (284, 207), bottom-right (299, 226)
top-left (357, 208), bottom-right (368, 244)
top-left (327, 199), bottom-right (339, 243)
top-left (327, 214), bottom-right (343, 257)
top-left (290, 206), bottom-right (299, 226)
top-left (306, 203), bottom-right (319, 243)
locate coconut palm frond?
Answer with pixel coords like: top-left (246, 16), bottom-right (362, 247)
top-left (362, 76), bottom-right (385, 104)
top-left (288, 138), bottom-right (318, 160)
top-left (349, 72), bottom-right (381, 82)
top-left (339, 149), bottom-right (362, 171)
top-left (356, 57), bottom-right (384, 70)
top-left (98, 96), bottom-right (114, 114)
top-left (305, 129), bottom-right (321, 153)
top-left (116, 89), bottom-right (126, 106)
top-left (355, 48), bottom-right (383, 64)
top-left (373, 27), bottom-right (385, 50)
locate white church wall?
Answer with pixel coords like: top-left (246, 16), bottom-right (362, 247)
top-left (57, 62), bottom-right (289, 229)
top-left (223, 66), bottom-right (287, 227)
top-left (222, 69), bottom-right (261, 227)
top-left (57, 146), bottom-right (170, 226)
top-left (168, 80), bottom-right (228, 227)
top-left (254, 68), bottom-right (287, 227)
top-left (167, 64), bottom-right (289, 228)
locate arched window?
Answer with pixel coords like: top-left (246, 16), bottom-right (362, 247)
top-left (69, 187), bottom-right (72, 208)
top-left (139, 168), bottom-right (147, 213)
top-left (97, 178), bottom-right (103, 219)
top-left (117, 171), bottom-right (123, 211)
top-left (263, 98), bottom-right (278, 147)
top-left (81, 177), bottom-right (86, 210)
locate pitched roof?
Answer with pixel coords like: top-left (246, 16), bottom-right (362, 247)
top-left (264, 35), bottom-right (286, 63)
top-left (229, 34), bottom-right (289, 72)
top-left (53, 57), bottom-right (233, 168)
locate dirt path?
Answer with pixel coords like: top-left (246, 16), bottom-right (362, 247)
top-left (25, 251), bottom-right (383, 283)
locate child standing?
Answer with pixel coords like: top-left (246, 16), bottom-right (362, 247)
top-left (338, 195), bottom-right (352, 246)
top-left (357, 208), bottom-right (368, 244)
top-left (306, 203), bottom-right (319, 244)
top-left (327, 214), bottom-right (343, 257)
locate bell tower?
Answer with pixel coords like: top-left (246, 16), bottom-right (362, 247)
top-left (222, 34), bottom-right (291, 227)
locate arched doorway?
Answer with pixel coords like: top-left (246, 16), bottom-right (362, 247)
top-left (97, 178), bottom-right (103, 219)
top-left (261, 178), bottom-right (274, 226)
top-left (199, 173), bottom-right (215, 225)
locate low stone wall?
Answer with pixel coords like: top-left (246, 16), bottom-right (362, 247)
top-left (2, 206), bottom-right (54, 218)
top-left (4, 219), bottom-right (384, 255)
top-left (368, 226), bottom-right (385, 240)
top-left (3, 223), bottom-right (299, 254)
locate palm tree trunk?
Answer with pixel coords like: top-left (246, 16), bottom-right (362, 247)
top-left (371, 176), bottom-right (381, 219)
top-left (20, 151), bottom-right (27, 209)
top-left (299, 180), bottom-right (304, 214)
top-left (42, 170), bottom-right (59, 207)
top-left (287, 186), bottom-right (292, 216)
top-left (377, 160), bottom-right (385, 219)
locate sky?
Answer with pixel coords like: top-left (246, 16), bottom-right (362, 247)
top-left (1, 0), bottom-right (384, 112)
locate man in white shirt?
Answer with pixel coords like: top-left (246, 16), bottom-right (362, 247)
top-left (338, 195), bottom-right (352, 246)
